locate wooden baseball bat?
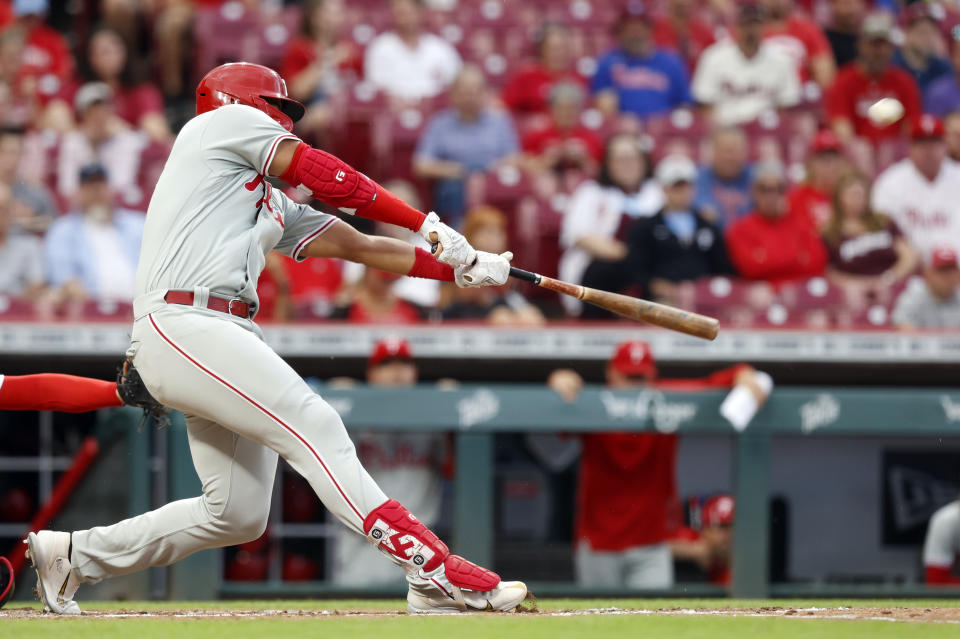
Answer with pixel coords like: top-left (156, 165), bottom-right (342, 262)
top-left (509, 267), bottom-right (719, 341)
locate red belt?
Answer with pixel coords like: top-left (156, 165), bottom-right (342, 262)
top-left (163, 291), bottom-right (253, 318)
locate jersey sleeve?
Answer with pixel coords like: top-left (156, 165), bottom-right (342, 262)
top-left (271, 190), bottom-right (340, 262)
top-left (923, 504), bottom-right (960, 568)
top-left (201, 104), bottom-right (300, 176)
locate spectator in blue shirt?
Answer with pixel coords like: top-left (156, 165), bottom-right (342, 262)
top-left (413, 64), bottom-right (520, 227)
top-left (591, 1), bottom-right (691, 120)
top-left (44, 164), bottom-right (145, 304)
top-left (894, 3), bottom-right (953, 99)
top-left (693, 126), bottom-right (753, 229)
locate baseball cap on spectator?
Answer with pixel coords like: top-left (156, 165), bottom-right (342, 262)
top-left (656, 154), bottom-right (697, 187)
top-left (861, 12), bottom-right (895, 42)
top-left (702, 495), bottom-right (735, 527)
top-left (931, 246), bottom-right (959, 270)
top-left (912, 114), bottom-right (945, 141)
top-left (738, 1), bottom-right (767, 23)
top-left (610, 340), bottom-right (657, 378)
top-left (79, 164), bottom-right (108, 183)
top-left (368, 337), bottom-right (413, 367)
top-left (13, 0), bottom-right (48, 17)
top-left (810, 129), bottom-right (842, 154)
top-left (74, 82), bottom-right (113, 114)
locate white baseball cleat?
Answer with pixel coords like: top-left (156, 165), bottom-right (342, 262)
top-left (24, 531), bottom-right (81, 615)
top-left (406, 554), bottom-right (528, 614)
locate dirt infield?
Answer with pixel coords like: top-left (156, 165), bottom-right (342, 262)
top-left (3, 605), bottom-right (960, 623)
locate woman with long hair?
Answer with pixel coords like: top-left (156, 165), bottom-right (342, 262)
top-left (823, 171), bottom-right (919, 303)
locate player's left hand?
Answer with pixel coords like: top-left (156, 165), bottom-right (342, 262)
top-left (454, 251), bottom-right (513, 288)
top-left (419, 212), bottom-right (477, 267)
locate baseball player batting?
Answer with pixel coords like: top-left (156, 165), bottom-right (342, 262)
top-left (24, 62), bottom-right (524, 615)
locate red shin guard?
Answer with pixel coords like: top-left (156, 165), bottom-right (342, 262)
top-left (444, 555), bottom-right (501, 591)
top-left (364, 499), bottom-right (449, 572)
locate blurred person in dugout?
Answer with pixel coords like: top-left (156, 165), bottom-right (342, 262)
top-left (892, 246), bottom-right (960, 329)
top-left (559, 134), bottom-right (663, 316)
top-left (924, 494), bottom-right (960, 585)
top-left (823, 172), bottom-right (919, 309)
top-left (413, 65), bottom-right (520, 228)
top-left (43, 164), bottom-right (144, 310)
top-left (439, 206), bottom-right (544, 325)
top-left (671, 495), bottom-right (735, 586)
top-left (331, 338), bottom-right (450, 587)
top-left (547, 341), bottom-right (771, 589)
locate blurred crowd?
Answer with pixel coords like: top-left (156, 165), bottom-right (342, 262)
top-left (0, 0), bottom-right (959, 329)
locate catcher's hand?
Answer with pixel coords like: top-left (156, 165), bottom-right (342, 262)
top-left (0, 556), bottom-right (13, 609)
top-left (117, 360), bottom-right (171, 428)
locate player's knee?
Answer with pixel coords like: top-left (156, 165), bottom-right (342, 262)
top-left (219, 502), bottom-right (270, 543)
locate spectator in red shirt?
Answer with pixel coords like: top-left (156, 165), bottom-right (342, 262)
top-left (521, 82), bottom-right (602, 176)
top-left (827, 12), bottom-right (922, 145)
top-left (281, 0), bottom-right (362, 142)
top-left (47, 27), bottom-right (170, 143)
top-left (651, 0), bottom-right (719, 70)
top-left (7, 0), bottom-right (74, 108)
top-left (726, 160), bottom-right (828, 285)
top-left (501, 23), bottom-right (585, 116)
top-left (547, 341), bottom-right (767, 589)
top-left (333, 267), bottom-right (423, 324)
top-left (760, 0), bottom-right (836, 87)
top-left (786, 129), bottom-right (847, 230)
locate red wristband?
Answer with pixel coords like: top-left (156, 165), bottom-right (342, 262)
top-left (408, 247), bottom-right (454, 281)
top-left (357, 184), bottom-right (428, 232)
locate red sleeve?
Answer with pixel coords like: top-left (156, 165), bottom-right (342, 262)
top-left (501, 70), bottom-right (527, 112)
top-left (0, 374), bottom-right (121, 412)
top-left (521, 127), bottom-right (547, 154)
top-left (281, 39), bottom-right (315, 81)
top-left (926, 565), bottom-right (960, 584)
top-left (725, 218), bottom-right (772, 279)
top-left (655, 364), bottom-right (750, 391)
top-left (800, 18), bottom-right (831, 57)
top-left (826, 69), bottom-right (854, 123)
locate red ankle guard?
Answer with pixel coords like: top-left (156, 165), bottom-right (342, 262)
top-left (364, 499), bottom-right (449, 572)
top-left (444, 554), bottom-right (501, 591)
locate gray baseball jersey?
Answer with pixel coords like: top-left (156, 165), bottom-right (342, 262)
top-left (134, 104), bottom-right (338, 313)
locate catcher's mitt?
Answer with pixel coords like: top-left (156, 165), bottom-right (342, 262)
top-left (0, 556), bottom-right (13, 609)
top-left (117, 360), bottom-right (171, 428)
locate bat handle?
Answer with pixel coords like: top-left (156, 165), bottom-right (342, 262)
top-left (509, 266), bottom-right (541, 285)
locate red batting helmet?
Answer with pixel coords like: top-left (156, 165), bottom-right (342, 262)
top-left (196, 62), bottom-right (305, 132)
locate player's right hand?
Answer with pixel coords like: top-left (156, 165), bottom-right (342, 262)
top-left (419, 212), bottom-right (477, 268)
top-left (454, 251), bottom-right (513, 288)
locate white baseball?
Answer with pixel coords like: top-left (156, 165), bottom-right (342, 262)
top-left (867, 98), bottom-right (905, 127)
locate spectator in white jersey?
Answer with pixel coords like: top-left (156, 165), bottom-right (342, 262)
top-left (43, 164), bottom-right (145, 306)
top-left (892, 246), bottom-right (960, 329)
top-left (332, 338), bottom-right (450, 586)
top-left (364, 0), bottom-right (462, 103)
top-left (871, 114), bottom-right (960, 263)
top-left (691, 2), bottom-right (801, 126)
top-left (924, 496), bottom-right (960, 585)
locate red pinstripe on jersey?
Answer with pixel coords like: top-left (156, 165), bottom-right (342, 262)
top-left (147, 313), bottom-right (364, 522)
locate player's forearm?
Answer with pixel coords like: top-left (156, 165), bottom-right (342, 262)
top-left (301, 224), bottom-right (453, 281)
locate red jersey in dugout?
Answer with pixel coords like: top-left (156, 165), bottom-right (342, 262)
top-left (576, 366), bottom-right (747, 552)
